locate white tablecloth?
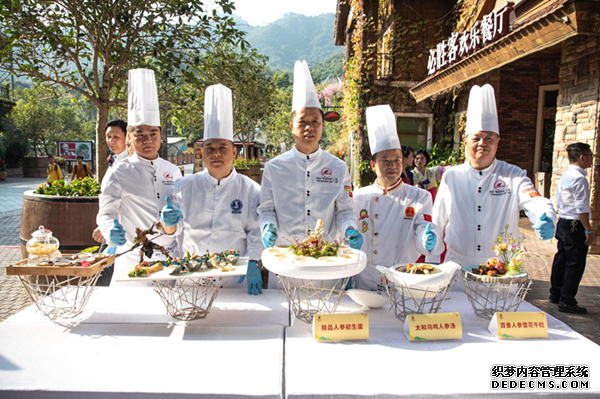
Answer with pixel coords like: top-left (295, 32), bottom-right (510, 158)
top-left (5, 288), bottom-right (290, 327)
top-left (0, 323), bottom-right (283, 399)
top-left (285, 290), bottom-right (600, 398)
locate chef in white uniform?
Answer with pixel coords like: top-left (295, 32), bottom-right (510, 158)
top-left (354, 105), bottom-right (444, 290)
top-left (97, 68), bottom-right (182, 284)
top-left (258, 60), bottom-right (361, 288)
top-left (433, 84), bottom-right (556, 267)
top-left (160, 84), bottom-right (264, 295)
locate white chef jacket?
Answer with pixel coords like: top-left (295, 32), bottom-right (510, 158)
top-left (258, 146), bottom-right (357, 243)
top-left (101, 151), bottom-right (128, 192)
top-left (556, 165), bottom-right (591, 220)
top-left (353, 179), bottom-right (444, 290)
top-left (432, 159), bottom-right (556, 267)
top-left (170, 168), bottom-right (262, 288)
top-left (97, 152), bottom-right (182, 284)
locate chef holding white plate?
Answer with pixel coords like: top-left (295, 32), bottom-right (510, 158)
top-left (432, 84), bottom-right (556, 267)
top-left (353, 105), bottom-right (444, 290)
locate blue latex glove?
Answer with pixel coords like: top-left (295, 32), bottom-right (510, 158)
top-left (160, 196), bottom-right (182, 227)
top-left (261, 224), bottom-right (278, 248)
top-left (422, 223), bottom-right (437, 251)
top-left (104, 246), bottom-right (117, 255)
top-left (533, 212), bottom-right (555, 240)
top-left (237, 261), bottom-right (263, 295)
top-left (345, 227), bottom-right (363, 250)
top-left (109, 219), bottom-right (127, 246)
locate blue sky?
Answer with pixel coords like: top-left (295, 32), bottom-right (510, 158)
top-left (231, 0), bottom-right (337, 26)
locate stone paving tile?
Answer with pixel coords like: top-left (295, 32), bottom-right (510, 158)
top-left (0, 177), bottom-right (46, 213)
top-left (0, 247), bottom-right (32, 322)
top-left (0, 210), bottom-right (22, 246)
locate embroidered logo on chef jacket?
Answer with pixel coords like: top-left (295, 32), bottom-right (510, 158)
top-left (231, 199), bottom-right (243, 214)
top-left (490, 179), bottom-right (511, 196)
top-left (359, 209), bottom-right (369, 220)
top-left (405, 206), bottom-right (415, 219)
top-left (316, 167), bottom-right (339, 184)
top-left (162, 172), bottom-right (175, 185)
top-left (345, 185), bottom-right (353, 198)
top-left (522, 188), bottom-right (541, 198)
top-left (361, 220), bottom-right (369, 233)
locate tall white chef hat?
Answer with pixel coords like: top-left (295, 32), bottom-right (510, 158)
top-left (366, 105), bottom-right (401, 155)
top-left (203, 84), bottom-right (233, 142)
top-left (127, 68), bottom-right (161, 127)
top-left (465, 84), bottom-right (499, 135)
top-left (292, 60), bottom-right (321, 113)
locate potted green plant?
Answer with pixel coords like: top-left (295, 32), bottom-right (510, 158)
top-left (20, 177), bottom-right (101, 257)
top-left (0, 159), bottom-right (7, 181)
top-left (233, 157), bottom-right (248, 171)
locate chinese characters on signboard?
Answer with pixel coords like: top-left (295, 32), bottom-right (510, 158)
top-left (427, 3), bottom-right (513, 76)
top-left (321, 323), bottom-right (364, 331)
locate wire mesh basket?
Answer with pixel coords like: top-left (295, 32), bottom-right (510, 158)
top-left (462, 253), bottom-right (546, 319)
top-left (279, 276), bottom-right (350, 323)
top-left (152, 277), bottom-right (222, 321)
top-left (380, 274), bottom-right (457, 321)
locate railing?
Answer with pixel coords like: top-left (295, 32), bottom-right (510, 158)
top-left (377, 53), bottom-right (394, 79)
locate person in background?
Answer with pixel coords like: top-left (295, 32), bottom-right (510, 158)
top-left (433, 84), bottom-right (556, 267)
top-left (550, 142), bottom-right (595, 314)
top-left (400, 145), bottom-right (414, 185)
top-left (412, 149), bottom-right (445, 202)
top-left (72, 156), bottom-right (93, 180)
top-left (47, 155), bottom-right (64, 184)
top-left (96, 68), bottom-right (182, 285)
top-left (353, 105), bottom-right (444, 290)
top-left (258, 60), bottom-right (360, 288)
top-left (160, 84), bottom-right (264, 295)
top-left (106, 119), bottom-right (128, 168)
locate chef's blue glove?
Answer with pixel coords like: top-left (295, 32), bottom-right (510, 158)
top-left (533, 212), bottom-right (555, 240)
top-left (104, 246), bottom-right (117, 255)
top-left (345, 227), bottom-right (363, 250)
top-left (261, 224), bottom-right (278, 248)
top-left (422, 223), bottom-right (437, 251)
top-left (237, 260), bottom-right (263, 295)
top-left (109, 219), bottom-right (127, 246)
top-left (160, 196), bottom-right (182, 227)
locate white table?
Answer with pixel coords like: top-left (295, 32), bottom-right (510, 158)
top-left (285, 290), bottom-right (600, 398)
top-left (5, 287), bottom-right (290, 327)
top-left (0, 323), bottom-right (283, 399)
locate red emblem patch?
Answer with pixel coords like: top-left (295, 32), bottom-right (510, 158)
top-left (424, 214), bottom-right (432, 222)
top-left (405, 207), bottom-right (415, 218)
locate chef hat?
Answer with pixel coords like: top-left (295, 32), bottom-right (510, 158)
top-left (203, 84), bottom-right (234, 142)
top-left (366, 105), bottom-right (401, 155)
top-left (127, 68), bottom-right (161, 127)
top-left (465, 84), bottom-right (499, 135)
top-left (292, 60), bottom-right (321, 113)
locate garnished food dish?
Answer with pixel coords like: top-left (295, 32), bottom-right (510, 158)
top-left (289, 219), bottom-right (340, 258)
top-left (128, 261), bottom-right (164, 278)
top-left (471, 256), bottom-right (523, 277)
top-left (163, 249), bottom-right (240, 276)
top-left (397, 263), bottom-right (440, 275)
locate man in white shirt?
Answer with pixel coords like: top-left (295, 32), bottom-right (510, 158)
top-left (550, 142), bottom-right (595, 314)
top-left (433, 84), bottom-right (556, 267)
top-left (160, 84), bottom-right (264, 295)
top-left (97, 69), bottom-right (182, 285)
top-left (353, 105), bottom-right (444, 290)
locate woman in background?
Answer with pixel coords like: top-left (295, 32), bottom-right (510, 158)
top-left (413, 149), bottom-right (445, 202)
top-left (400, 146), bottom-right (414, 185)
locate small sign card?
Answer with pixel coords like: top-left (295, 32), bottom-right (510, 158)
top-left (313, 313), bottom-right (369, 342)
top-left (404, 313), bottom-right (463, 341)
top-left (489, 312), bottom-right (548, 339)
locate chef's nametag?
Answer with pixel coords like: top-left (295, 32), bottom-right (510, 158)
top-left (405, 313), bottom-right (462, 341)
top-left (313, 313), bottom-right (369, 342)
top-left (489, 312), bottom-right (548, 339)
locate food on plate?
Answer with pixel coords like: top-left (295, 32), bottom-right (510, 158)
top-left (166, 249), bottom-right (240, 275)
top-left (128, 260), bottom-right (164, 278)
top-left (289, 219), bottom-right (340, 258)
top-left (471, 256), bottom-right (522, 277)
top-left (396, 263), bottom-right (440, 275)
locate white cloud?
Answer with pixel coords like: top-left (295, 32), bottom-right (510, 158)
top-left (232, 0), bottom-right (337, 26)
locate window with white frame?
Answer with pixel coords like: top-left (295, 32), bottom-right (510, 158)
top-left (395, 113), bottom-right (433, 150)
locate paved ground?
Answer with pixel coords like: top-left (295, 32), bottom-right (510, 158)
top-left (1, 172), bottom-right (599, 345)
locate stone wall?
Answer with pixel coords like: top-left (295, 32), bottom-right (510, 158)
top-left (552, 34), bottom-right (600, 249)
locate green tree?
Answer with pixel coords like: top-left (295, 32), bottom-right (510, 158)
top-left (0, 0), bottom-right (245, 179)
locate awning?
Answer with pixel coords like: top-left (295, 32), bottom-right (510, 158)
top-left (410, 0), bottom-right (600, 103)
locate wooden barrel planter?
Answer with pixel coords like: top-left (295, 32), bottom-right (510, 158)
top-left (22, 157), bottom-right (49, 178)
top-left (20, 190), bottom-right (99, 258)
